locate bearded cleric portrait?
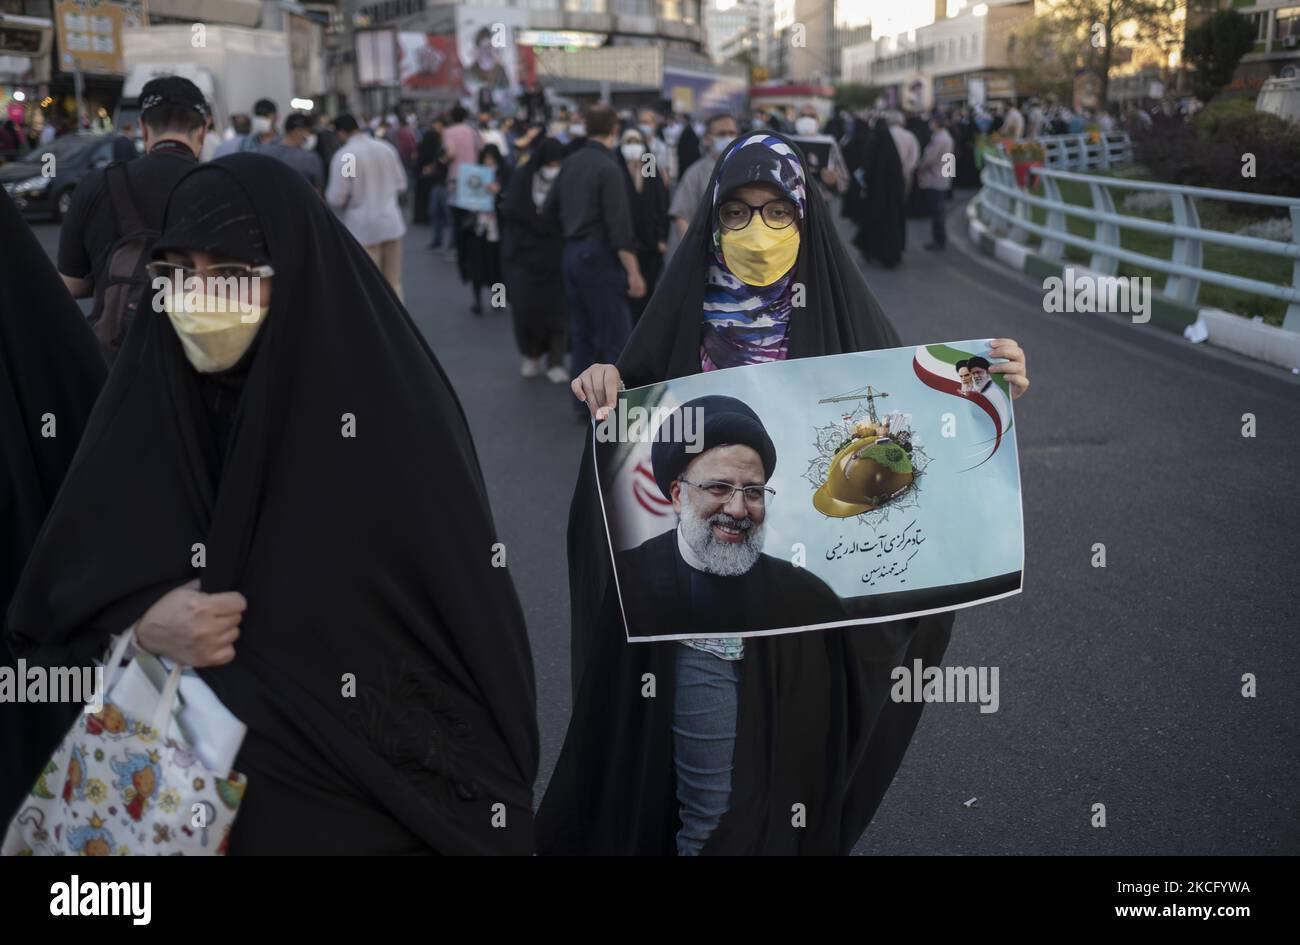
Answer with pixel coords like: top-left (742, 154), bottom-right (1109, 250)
top-left (613, 395), bottom-right (844, 639)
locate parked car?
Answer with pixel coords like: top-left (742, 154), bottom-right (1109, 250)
top-left (0, 132), bottom-right (122, 221)
top-left (1256, 76), bottom-right (1300, 125)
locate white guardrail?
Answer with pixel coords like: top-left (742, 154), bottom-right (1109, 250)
top-left (976, 147), bottom-right (1300, 332)
top-left (1037, 131), bottom-right (1135, 171)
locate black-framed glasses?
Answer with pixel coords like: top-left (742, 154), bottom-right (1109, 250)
top-left (144, 261), bottom-right (275, 282)
top-left (679, 477), bottom-right (775, 506)
top-left (717, 197), bottom-right (797, 231)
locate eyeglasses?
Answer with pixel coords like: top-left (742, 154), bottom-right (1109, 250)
top-left (679, 478), bottom-right (775, 507)
top-left (144, 261), bottom-right (275, 282)
top-left (717, 197), bottom-right (797, 231)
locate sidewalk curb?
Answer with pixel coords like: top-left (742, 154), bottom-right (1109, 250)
top-left (964, 198), bottom-right (1300, 372)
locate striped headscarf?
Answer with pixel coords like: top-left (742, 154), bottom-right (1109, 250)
top-left (701, 133), bottom-right (807, 372)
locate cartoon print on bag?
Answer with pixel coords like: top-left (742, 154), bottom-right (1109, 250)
top-left (85, 702), bottom-right (132, 738)
top-left (62, 744), bottom-right (86, 802)
top-left (111, 749), bottom-right (162, 822)
top-left (66, 812), bottom-right (115, 856)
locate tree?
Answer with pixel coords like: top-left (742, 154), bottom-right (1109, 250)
top-left (1184, 9), bottom-right (1256, 103)
top-left (1033, 0), bottom-right (1180, 107)
top-left (1007, 16), bottom-right (1078, 101)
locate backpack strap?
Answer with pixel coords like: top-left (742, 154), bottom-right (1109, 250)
top-left (103, 162), bottom-right (148, 237)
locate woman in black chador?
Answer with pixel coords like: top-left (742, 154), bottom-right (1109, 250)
top-left (538, 132), bottom-right (1029, 855)
top-left (6, 155), bottom-right (539, 854)
top-left (0, 190), bottom-right (107, 824)
top-left (853, 117), bottom-right (907, 269)
top-left (500, 136), bottom-right (568, 381)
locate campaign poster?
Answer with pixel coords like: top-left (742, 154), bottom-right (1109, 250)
top-left (455, 6), bottom-right (526, 113)
top-left (789, 134), bottom-right (844, 178)
top-left (592, 341), bottom-right (1025, 642)
top-left (450, 162), bottom-right (496, 212)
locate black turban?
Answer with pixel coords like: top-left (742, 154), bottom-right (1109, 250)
top-left (650, 394), bottom-right (776, 499)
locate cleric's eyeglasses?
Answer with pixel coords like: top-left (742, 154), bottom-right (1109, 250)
top-left (717, 197), bottom-right (797, 231)
top-left (144, 261), bottom-right (275, 282)
top-left (679, 478), bottom-right (775, 507)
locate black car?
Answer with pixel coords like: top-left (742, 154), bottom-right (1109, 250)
top-left (0, 133), bottom-right (127, 221)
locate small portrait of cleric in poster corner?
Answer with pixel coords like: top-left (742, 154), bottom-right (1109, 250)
top-left (956, 359), bottom-right (973, 395)
top-left (966, 355), bottom-right (994, 394)
top-left (612, 395), bottom-right (846, 640)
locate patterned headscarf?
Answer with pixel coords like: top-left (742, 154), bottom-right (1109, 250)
top-left (701, 134), bottom-right (807, 372)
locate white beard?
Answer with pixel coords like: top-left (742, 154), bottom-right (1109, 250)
top-left (678, 489), bottom-right (765, 577)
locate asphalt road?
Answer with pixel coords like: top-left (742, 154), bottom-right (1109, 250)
top-left (31, 192), bottom-right (1299, 855)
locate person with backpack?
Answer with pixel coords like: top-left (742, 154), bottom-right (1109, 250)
top-left (57, 75), bottom-right (207, 356)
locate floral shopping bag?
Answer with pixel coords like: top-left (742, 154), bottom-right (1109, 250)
top-left (2, 632), bottom-right (247, 855)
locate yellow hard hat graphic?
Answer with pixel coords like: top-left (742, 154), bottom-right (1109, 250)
top-left (813, 435), bottom-right (915, 517)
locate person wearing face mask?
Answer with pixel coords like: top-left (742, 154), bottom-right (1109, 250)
top-left (563, 117), bottom-right (587, 156)
top-left (460, 144), bottom-right (509, 316)
top-left (619, 128), bottom-right (669, 324)
top-left (500, 137), bottom-right (569, 382)
top-left (541, 104), bottom-right (645, 413)
top-left (478, 111), bottom-right (507, 154)
top-left (442, 106), bottom-right (483, 280)
top-left (257, 112), bottom-right (324, 192)
top-left (636, 108), bottom-right (674, 184)
top-left (5, 154), bottom-right (540, 854)
top-left (794, 109), bottom-right (821, 137)
top-left (213, 113), bottom-right (251, 158)
top-left (240, 98), bottom-right (278, 152)
top-left (669, 112), bottom-right (738, 238)
top-left (539, 132), bottom-right (1030, 855)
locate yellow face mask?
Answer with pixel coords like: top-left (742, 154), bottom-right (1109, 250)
top-left (720, 217), bottom-right (800, 287)
top-left (162, 295), bottom-right (269, 373)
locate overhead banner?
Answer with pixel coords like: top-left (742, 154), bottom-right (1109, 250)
top-left (456, 6), bottom-right (526, 113)
top-left (592, 341), bottom-right (1024, 642)
top-left (397, 32), bottom-right (463, 92)
top-left (663, 67), bottom-right (747, 117)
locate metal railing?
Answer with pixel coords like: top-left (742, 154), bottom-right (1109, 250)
top-left (1034, 131), bottom-right (1134, 171)
top-left (976, 152), bottom-right (1300, 330)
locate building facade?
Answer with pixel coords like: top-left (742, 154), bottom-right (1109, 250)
top-left (843, 0), bottom-right (1032, 108)
top-left (1224, 0), bottom-right (1300, 97)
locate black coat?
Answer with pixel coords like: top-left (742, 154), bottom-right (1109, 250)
top-left (853, 122), bottom-right (906, 268)
top-left (0, 190), bottom-right (107, 823)
top-left (617, 529), bottom-right (845, 639)
top-left (500, 162), bottom-right (563, 306)
top-left (626, 170), bottom-right (669, 257)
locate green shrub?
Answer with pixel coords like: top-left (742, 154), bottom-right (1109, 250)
top-left (1133, 104), bottom-right (1300, 200)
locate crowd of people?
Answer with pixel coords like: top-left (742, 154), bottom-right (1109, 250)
top-left (2, 74), bottom-right (1032, 856)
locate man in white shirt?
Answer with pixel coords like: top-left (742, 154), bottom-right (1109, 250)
top-left (326, 114), bottom-right (408, 301)
top-left (1001, 102), bottom-right (1025, 140)
top-left (886, 111), bottom-right (919, 198)
top-left (917, 115), bottom-right (955, 251)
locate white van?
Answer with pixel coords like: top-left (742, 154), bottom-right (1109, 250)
top-left (1256, 76), bottom-right (1300, 124)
